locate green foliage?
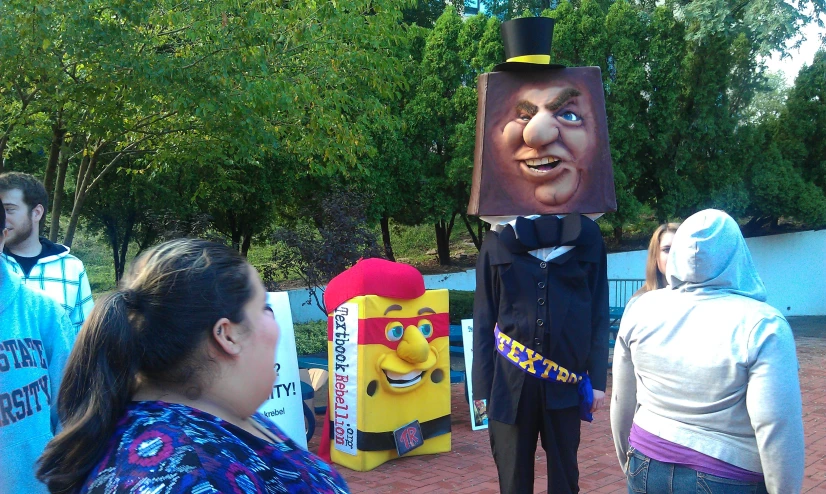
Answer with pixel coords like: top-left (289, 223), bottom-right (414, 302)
top-left (448, 290), bottom-right (475, 324)
top-left (742, 72), bottom-right (790, 124)
top-left (293, 321), bottom-right (328, 356)
top-left (736, 50), bottom-right (826, 229)
top-left (675, 0), bottom-right (824, 59)
top-left (1, 0), bottom-right (413, 245)
top-left (6, 0), bottom-right (826, 284)
top-left (484, 0), bottom-right (557, 20)
top-left (774, 50), bottom-right (826, 192)
top-left (402, 6), bottom-right (473, 264)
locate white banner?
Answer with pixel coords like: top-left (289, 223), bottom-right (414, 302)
top-left (258, 292), bottom-right (307, 450)
top-left (331, 303), bottom-right (359, 455)
top-left (462, 318), bottom-right (488, 430)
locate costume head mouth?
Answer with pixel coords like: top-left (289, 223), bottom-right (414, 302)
top-left (383, 369), bottom-right (424, 388)
top-left (518, 152), bottom-right (578, 181)
top-left (521, 155), bottom-right (569, 176)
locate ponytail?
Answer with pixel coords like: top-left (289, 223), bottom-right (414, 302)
top-left (37, 291), bottom-right (139, 493)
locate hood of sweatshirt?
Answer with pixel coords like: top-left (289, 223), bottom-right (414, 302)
top-left (666, 209), bottom-right (767, 301)
top-left (0, 258), bottom-right (23, 314)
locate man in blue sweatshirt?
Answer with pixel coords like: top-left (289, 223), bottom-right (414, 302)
top-left (0, 203), bottom-right (75, 493)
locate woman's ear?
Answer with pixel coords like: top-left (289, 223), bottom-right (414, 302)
top-left (212, 318), bottom-right (243, 356)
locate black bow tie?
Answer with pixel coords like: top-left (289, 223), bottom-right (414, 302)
top-left (499, 213), bottom-right (583, 253)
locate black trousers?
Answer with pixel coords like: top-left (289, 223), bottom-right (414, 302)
top-left (488, 376), bottom-right (581, 494)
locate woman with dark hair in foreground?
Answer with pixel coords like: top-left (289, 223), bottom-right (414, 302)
top-left (37, 238), bottom-right (349, 493)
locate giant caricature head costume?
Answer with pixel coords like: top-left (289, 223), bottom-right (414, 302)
top-left (319, 258), bottom-right (451, 472)
top-left (468, 17), bottom-right (617, 216)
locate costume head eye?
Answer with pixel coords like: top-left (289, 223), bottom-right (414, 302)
top-left (558, 110), bottom-right (581, 122)
top-left (386, 322), bottom-right (404, 342)
top-left (418, 320), bottom-right (433, 338)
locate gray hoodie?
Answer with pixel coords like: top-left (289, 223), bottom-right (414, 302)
top-left (610, 209), bottom-right (804, 493)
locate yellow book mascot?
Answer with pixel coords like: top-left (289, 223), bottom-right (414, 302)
top-left (317, 258), bottom-right (451, 472)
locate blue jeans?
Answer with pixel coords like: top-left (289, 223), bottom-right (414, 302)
top-left (626, 448), bottom-right (769, 494)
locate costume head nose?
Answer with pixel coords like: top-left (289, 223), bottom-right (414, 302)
top-left (523, 112), bottom-right (559, 149)
top-left (396, 325), bottom-right (430, 363)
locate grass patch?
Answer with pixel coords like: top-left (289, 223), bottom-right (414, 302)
top-left (390, 220), bottom-right (478, 267)
top-left (70, 229), bottom-right (122, 295)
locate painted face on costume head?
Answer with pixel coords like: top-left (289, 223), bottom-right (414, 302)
top-left (372, 300), bottom-right (447, 394)
top-left (469, 67), bottom-right (616, 216)
top-left (498, 84), bottom-right (597, 207)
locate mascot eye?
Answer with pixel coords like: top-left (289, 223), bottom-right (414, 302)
top-left (386, 323), bottom-right (404, 342)
top-left (418, 321), bottom-right (433, 338)
top-left (558, 110), bottom-right (581, 122)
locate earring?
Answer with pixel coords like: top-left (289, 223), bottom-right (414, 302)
top-left (217, 328), bottom-right (222, 335)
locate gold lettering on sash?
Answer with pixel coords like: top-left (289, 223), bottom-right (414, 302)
top-left (556, 368), bottom-right (569, 382)
top-left (507, 340), bottom-right (525, 363)
top-left (497, 333), bottom-right (512, 352)
top-left (541, 359), bottom-right (558, 379)
top-left (519, 348), bottom-right (544, 374)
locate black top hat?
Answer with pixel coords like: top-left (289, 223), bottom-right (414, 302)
top-left (493, 17), bottom-right (565, 72)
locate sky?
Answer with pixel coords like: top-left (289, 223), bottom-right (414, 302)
top-left (764, 17), bottom-right (825, 85)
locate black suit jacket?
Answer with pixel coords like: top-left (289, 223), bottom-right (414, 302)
top-left (472, 216), bottom-right (609, 424)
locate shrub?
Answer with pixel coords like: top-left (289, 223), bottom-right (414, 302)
top-left (293, 320), bottom-right (328, 355)
top-left (449, 290), bottom-right (474, 325)
top-left (268, 188), bottom-right (382, 316)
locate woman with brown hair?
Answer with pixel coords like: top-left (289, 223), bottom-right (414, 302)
top-left (37, 238), bottom-right (349, 493)
top-left (633, 223), bottom-right (680, 297)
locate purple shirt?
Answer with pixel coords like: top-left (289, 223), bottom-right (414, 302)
top-left (630, 423), bottom-right (764, 482)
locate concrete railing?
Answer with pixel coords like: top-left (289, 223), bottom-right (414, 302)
top-left (286, 229), bottom-right (826, 322)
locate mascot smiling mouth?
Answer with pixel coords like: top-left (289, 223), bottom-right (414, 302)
top-left (384, 369), bottom-right (425, 388)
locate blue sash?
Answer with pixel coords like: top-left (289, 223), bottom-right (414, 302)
top-left (494, 325), bottom-right (594, 422)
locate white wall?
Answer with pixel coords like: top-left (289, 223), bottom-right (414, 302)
top-left (744, 230), bottom-right (826, 316)
top-left (606, 229), bottom-right (826, 316)
top-left (285, 270), bottom-right (478, 323)
top-left (286, 229), bottom-right (826, 321)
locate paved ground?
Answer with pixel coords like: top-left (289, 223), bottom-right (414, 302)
top-left (308, 317), bottom-right (826, 493)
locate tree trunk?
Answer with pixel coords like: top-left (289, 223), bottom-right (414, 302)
top-left (0, 135), bottom-right (9, 173)
top-left (477, 221), bottom-right (488, 249)
top-left (49, 148), bottom-right (70, 243)
top-left (613, 225), bottom-right (623, 245)
top-left (380, 215), bottom-right (395, 261)
top-left (230, 215), bottom-right (242, 252)
top-left (64, 152), bottom-right (98, 247)
top-left (116, 214), bottom-right (135, 283)
top-left (434, 217), bottom-right (454, 266)
top-left (461, 214), bottom-right (483, 251)
top-left (107, 220), bottom-right (121, 283)
top-left (240, 226), bottom-right (252, 257)
top-left (43, 123), bottom-right (65, 206)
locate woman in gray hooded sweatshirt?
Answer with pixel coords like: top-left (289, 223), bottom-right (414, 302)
top-left (611, 209), bottom-right (804, 493)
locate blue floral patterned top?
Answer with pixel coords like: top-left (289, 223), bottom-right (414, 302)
top-left (81, 401), bottom-right (349, 493)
